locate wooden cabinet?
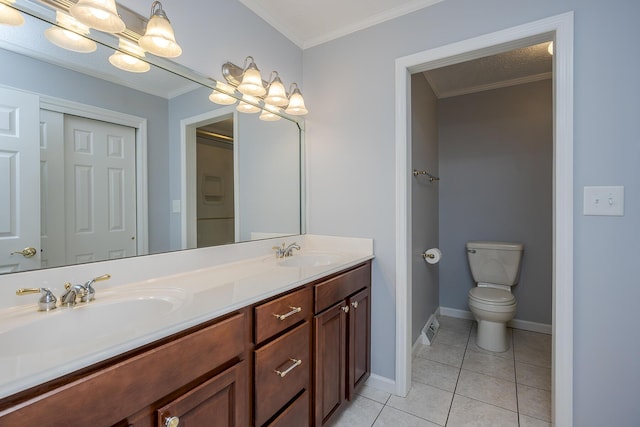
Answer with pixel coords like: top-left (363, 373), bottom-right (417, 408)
top-left (0, 260), bottom-right (372, 427)
top-left (0, 312), bottom-right (249, 427)
top-left (155, 361), bottom-right (248, 427)
top-left (313, 263), bottom-right (371, 426)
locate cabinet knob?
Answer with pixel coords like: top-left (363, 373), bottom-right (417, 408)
top-left (341, 305), bottom-right (349, 313)
top-left (351, 301), bottom-right (359, 309)
top-left (164, 416), bottom-right (180, 427)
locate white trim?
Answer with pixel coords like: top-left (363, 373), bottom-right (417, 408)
top-left (395, 12), bottom-right (573, 426)
top-left (39, 95), bottom-right (149, 256)
top-left (364, 373), bottom-right (396, 395)
top-left (439, 306), bottom-right (553, 335)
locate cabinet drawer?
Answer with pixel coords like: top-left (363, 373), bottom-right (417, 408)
top-left (267, 390), bottom-right (309, 427)
top-left (255, 287), bottom-right (312, 345)
top-left (255, 322), bottom-right (310, 426)
top-left (314, 263), bottom-right (371, 313)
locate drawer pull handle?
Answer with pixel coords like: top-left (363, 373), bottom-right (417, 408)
top-left (341, 305), bottom-right (349, 313)
top-left (164, 416), bottom-right (180, 427)
top-left (351, 301), bottom-right (359, 309)
top-left (273, 306), bottom-right (302, 321)
top-left (274, 358), bottom-right (302, 377)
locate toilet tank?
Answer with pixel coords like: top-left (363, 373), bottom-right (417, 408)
top-left (466, 241), bottom-right (524, 286)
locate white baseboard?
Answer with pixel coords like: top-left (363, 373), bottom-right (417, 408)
top-left (439, 306), bottom-right (552, 335)
top-left (364, 373), bottom-right (396, 394)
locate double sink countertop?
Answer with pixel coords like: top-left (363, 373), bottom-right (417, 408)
top-left (0, 235), bottom-right (373, 401)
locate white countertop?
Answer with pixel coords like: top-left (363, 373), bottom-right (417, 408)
top-left (0, 235), bottom-right (373, 401)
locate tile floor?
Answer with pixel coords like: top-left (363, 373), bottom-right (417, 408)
top-left (327, 315), bottom-right (552, 427)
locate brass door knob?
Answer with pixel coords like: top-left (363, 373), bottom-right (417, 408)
top-left (10, 247), bottom-right (37, 258)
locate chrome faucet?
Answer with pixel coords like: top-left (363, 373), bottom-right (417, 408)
top-left (272, 242), bottom-right (301, 258)
top-left (60, 274), bottom-right (111, 306)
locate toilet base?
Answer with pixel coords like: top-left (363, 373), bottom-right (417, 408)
top-left (476, 320), bottom-right (509, 352)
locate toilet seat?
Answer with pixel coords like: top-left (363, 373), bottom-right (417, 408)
top-left (468, 287), bottom-right (516, 306)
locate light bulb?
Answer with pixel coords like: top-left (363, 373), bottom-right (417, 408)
top-left (264, 74), bottom-right (289, 107)
top-left (209, 82), bottom-right (237, 105)
top-left (237, 58), bottom-right (265, 97)
top-left (139, 2), bottom-right (182, 58)
top-left (44, 12), bottom-right (97, 53)
top-left (0, 1), bottom-right (24, 26)
top-left (285, 85), bottom-right (308, 115)
top-left (69, 0), bottom-right (125, 33)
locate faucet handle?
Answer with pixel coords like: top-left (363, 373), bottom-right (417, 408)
top-left (82, 274), bottom-right (111, 302)
top-left (16, 287), bottom-right (57, 311)
top-left (272, 243), bottom-right (285, 258)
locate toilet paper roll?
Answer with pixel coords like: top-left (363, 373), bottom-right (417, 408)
top-left (423, 248), bottom-right (442, 264)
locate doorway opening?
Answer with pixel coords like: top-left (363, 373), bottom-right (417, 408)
top-left (394, 13), bottom-right (574, 426)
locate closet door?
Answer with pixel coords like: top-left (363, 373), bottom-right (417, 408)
top-left (64, 115), bottom-right (136, 264)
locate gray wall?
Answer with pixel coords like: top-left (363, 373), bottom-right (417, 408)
top-left (438, 80), bottom-right (553, 325)
top-left (303, 0), bottom-right (640, 423)
top-left (411, 74), bottom-right (439, 342)
top-left (0, 48), bottom-right (171, 253)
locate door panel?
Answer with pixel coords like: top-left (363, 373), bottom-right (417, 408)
top-left (64, 115), bottom-right (136, 264)
top-left (0, 87), bottom-right (40, 272)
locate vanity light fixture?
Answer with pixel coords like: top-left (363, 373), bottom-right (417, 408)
top-left (221, 58), bottom-right (309, 116)
top-left (69, 0), bottom-right (125, 34)
top-left (0, 0), bottom-right (24, 26)
top-left (236, 95), bottom-right (261, 114)
top-left (209, 82), bottom-right (238, 105)
top-left (237, 56), bottom-right (266, 97)
top-left (44, 12), bottom-right (97, 53)
top-left (109, 39), bottom-right (150, 73)
top-left (284, 83), bottom-right (308, 116)
top-left (264, 72), bottom-right (289, 107)
top-left (138, 1), bottom-right (182, 58)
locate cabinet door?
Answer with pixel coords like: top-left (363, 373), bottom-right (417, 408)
top-left (156, 360), bottom-right (248, 427)
top-left (347, 287), bottom-right (371, 400)
top-left (314, 302), bottom-right (347, 426)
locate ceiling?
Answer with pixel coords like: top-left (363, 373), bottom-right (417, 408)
top-left (238, 0), bottom-right (444, 49)
top-left (424, 42), bottom-right (553, 99)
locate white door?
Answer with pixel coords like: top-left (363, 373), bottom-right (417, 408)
top-left (39, 109), bottom-right (66, 268)
top-left (0, 87), bottom-right (41, 273)
top-left (64, 115), bottom-right (136, 264)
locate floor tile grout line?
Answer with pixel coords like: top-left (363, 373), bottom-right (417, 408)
top-left (512, 328), bottom-right (521, 427)
top-left (442, 321), bottom-right (473, 426)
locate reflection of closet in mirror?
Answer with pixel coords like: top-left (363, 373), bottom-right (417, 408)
top-left (196, 117), bottom-right (234, 247)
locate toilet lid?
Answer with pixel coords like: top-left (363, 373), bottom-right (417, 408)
top-left (469, 287), bottom-right (516, 305)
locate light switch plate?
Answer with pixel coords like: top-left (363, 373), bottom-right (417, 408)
top-left (583, 186), bottom-right (624, 216)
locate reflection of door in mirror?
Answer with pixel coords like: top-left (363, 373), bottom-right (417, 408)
top-left (0, 87), bottom-right (40, 273)
top-left (196, 118), bottom-right (234, 247)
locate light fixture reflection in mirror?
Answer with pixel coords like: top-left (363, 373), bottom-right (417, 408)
top-left (209, 82), bottom-right (237, 105)
top-left (70, 0), bottom-right (125, 33)
top-left (138, 1), bottom-right (182, 58)
top-left (237, 95), bottom-right (261, 113)
top-left (44, 12), bottom-right (97, 53)
top-left (109, 39), bottom-right (150, 73)
top-left (0, 0), bottom-right (24, 26)
top-left (259, 105), bottom-right (282, 122)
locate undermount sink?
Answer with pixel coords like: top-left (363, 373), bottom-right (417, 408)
top-left (277, 253), bottom-right (344, 268)
top-left (0, 289), bottom-right (186, 358)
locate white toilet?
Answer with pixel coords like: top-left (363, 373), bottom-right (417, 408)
top-left (466, 241), bottom-right (523, 352)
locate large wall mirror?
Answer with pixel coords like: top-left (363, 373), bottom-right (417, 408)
top-left (0, 0), bottom-right (303, 275)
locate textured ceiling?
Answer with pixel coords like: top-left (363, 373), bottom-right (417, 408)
top-left (238, 0), bottom-right (443, 48)
top-left (423, 42), bottom-right (553, 98)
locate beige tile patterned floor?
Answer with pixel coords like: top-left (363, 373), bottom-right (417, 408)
top-left (326, 316), bottom-right (551, 426)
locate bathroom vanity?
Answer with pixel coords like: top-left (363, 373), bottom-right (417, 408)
top-left (0, 236), bottom-right (373, 427)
